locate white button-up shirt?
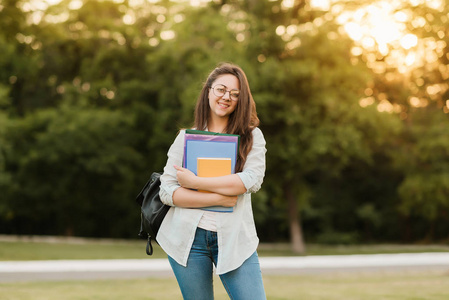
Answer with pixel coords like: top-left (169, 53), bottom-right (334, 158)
top-left (157, 127), bottom-right (266, 275)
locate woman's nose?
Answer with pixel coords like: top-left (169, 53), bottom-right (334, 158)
top-left (222, 91), bottom-right (231, 100)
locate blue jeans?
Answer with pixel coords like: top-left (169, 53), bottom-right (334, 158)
top-left (168, 228), bottom-right (266, 300)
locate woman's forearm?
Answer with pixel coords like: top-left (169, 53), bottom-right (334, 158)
top-left (174, 165), bottom-right (247, 196)
top-left (173, 187), bottom-right (238, 208)
top-left (195, 174), bottom-right (246, 196)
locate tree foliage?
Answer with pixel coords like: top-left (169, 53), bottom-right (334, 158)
top-left (0, 0), bottom-right (448, 246)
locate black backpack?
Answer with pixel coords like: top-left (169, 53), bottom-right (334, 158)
top-left (136, 172), bottom-right (170, 255)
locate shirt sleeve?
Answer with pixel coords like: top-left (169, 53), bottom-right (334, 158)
top-left (159, 130), bottom-right (185, 206)
top-left (236, 127), bottom-right (267, 194)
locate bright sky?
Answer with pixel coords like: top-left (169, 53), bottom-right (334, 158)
top-left (336, 1), bottom-right (418, 53)
top-left (309, 0), bottom-right (445, 71)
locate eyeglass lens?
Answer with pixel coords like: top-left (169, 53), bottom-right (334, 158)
top-left (213, 85), bottom-right (239, 100)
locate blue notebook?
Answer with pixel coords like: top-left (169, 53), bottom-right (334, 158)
top-left (183, 130), bottom-right (239, 212)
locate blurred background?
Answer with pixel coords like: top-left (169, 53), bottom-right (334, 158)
top-left (0, 0), bottom-right (448, 254)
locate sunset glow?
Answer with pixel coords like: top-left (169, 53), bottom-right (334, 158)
top-left (335, 1), bottom-right (419, 56)
top-left (310, 0), bottom-right (445, 73)
top-left (309, 0), bottom-right (447, 113)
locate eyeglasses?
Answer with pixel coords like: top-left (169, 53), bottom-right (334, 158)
top-left (211, 84), bottom-right (240, 101)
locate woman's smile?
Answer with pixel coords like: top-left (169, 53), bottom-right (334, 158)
top-left (218, 101), bottom-right (231, 109)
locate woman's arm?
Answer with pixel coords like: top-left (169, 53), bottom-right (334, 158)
top-left (160, 128), bottom-right (266, 206)
top-left (174, 128), bottom-right (266, 196)
top-left (159, 130), bottom-right (241, 207)
top-left (174, 165), bottom-right (246, 196)
top-left (172, 186), bottom-right (238, 208)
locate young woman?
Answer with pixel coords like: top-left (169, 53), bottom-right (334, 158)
top-left (158, 62), bottom-right (267, 300)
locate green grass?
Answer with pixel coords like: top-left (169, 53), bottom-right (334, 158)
top-left (0, 240), bottom-right (167, 261)
top-left (1, 271), bottom-right (449, 299)
top-left (258, 243), bottom-right (449, 257)
top-left (1, 238), bottom-right (449, 261)
top-left (1, 238), bottom-right (449, 299)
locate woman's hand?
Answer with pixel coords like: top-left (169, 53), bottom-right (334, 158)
top-left (174, 165), bottom-right (246, 197)
top-left (217, 194), bottom-right (238, 207)
top-left (174, 165), bottom-right (198, 189)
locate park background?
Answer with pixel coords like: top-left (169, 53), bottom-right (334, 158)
top-left (0, 0), bottom-right (448, 254)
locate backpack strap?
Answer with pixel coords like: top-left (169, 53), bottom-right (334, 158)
top-left (146, 235), bottom-right (154, 255)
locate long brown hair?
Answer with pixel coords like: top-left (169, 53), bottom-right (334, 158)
top-left (194, 63), bottom-right (259, 172)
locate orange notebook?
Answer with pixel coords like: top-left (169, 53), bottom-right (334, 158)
top-left (197, 157), bottom-right (232, 178)
top-left (197, 157), bottom-right (233, 212)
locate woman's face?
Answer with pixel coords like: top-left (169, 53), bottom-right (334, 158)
top-left (208, 74), bottom-right (239, 121)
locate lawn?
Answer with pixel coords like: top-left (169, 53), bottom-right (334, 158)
top-left (1, 237), bottom-right (449, 261)
top-left (1, 271), bottom-right (448, 299)
top-left (0, 239), bottom-right (163, 261)
top-left (1, 238), bottom-right (449, 299)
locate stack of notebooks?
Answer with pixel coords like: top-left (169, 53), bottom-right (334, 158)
top-left (183, 129), bottom-right (240, 212)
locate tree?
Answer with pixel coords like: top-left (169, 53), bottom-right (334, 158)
top-left (3, 104), bottom-right (143, 237)
top-left (233, 1), bottom-right (402, 252)
top-left (343, 0), bottom-right (449, 240)
top-left (1, 0), bottom-right (448, 244)
top-left (397, 109), bottom-right (449, 240)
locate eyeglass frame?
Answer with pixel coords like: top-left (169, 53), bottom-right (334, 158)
top-left (210, 84), bottom-right (240, 101)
